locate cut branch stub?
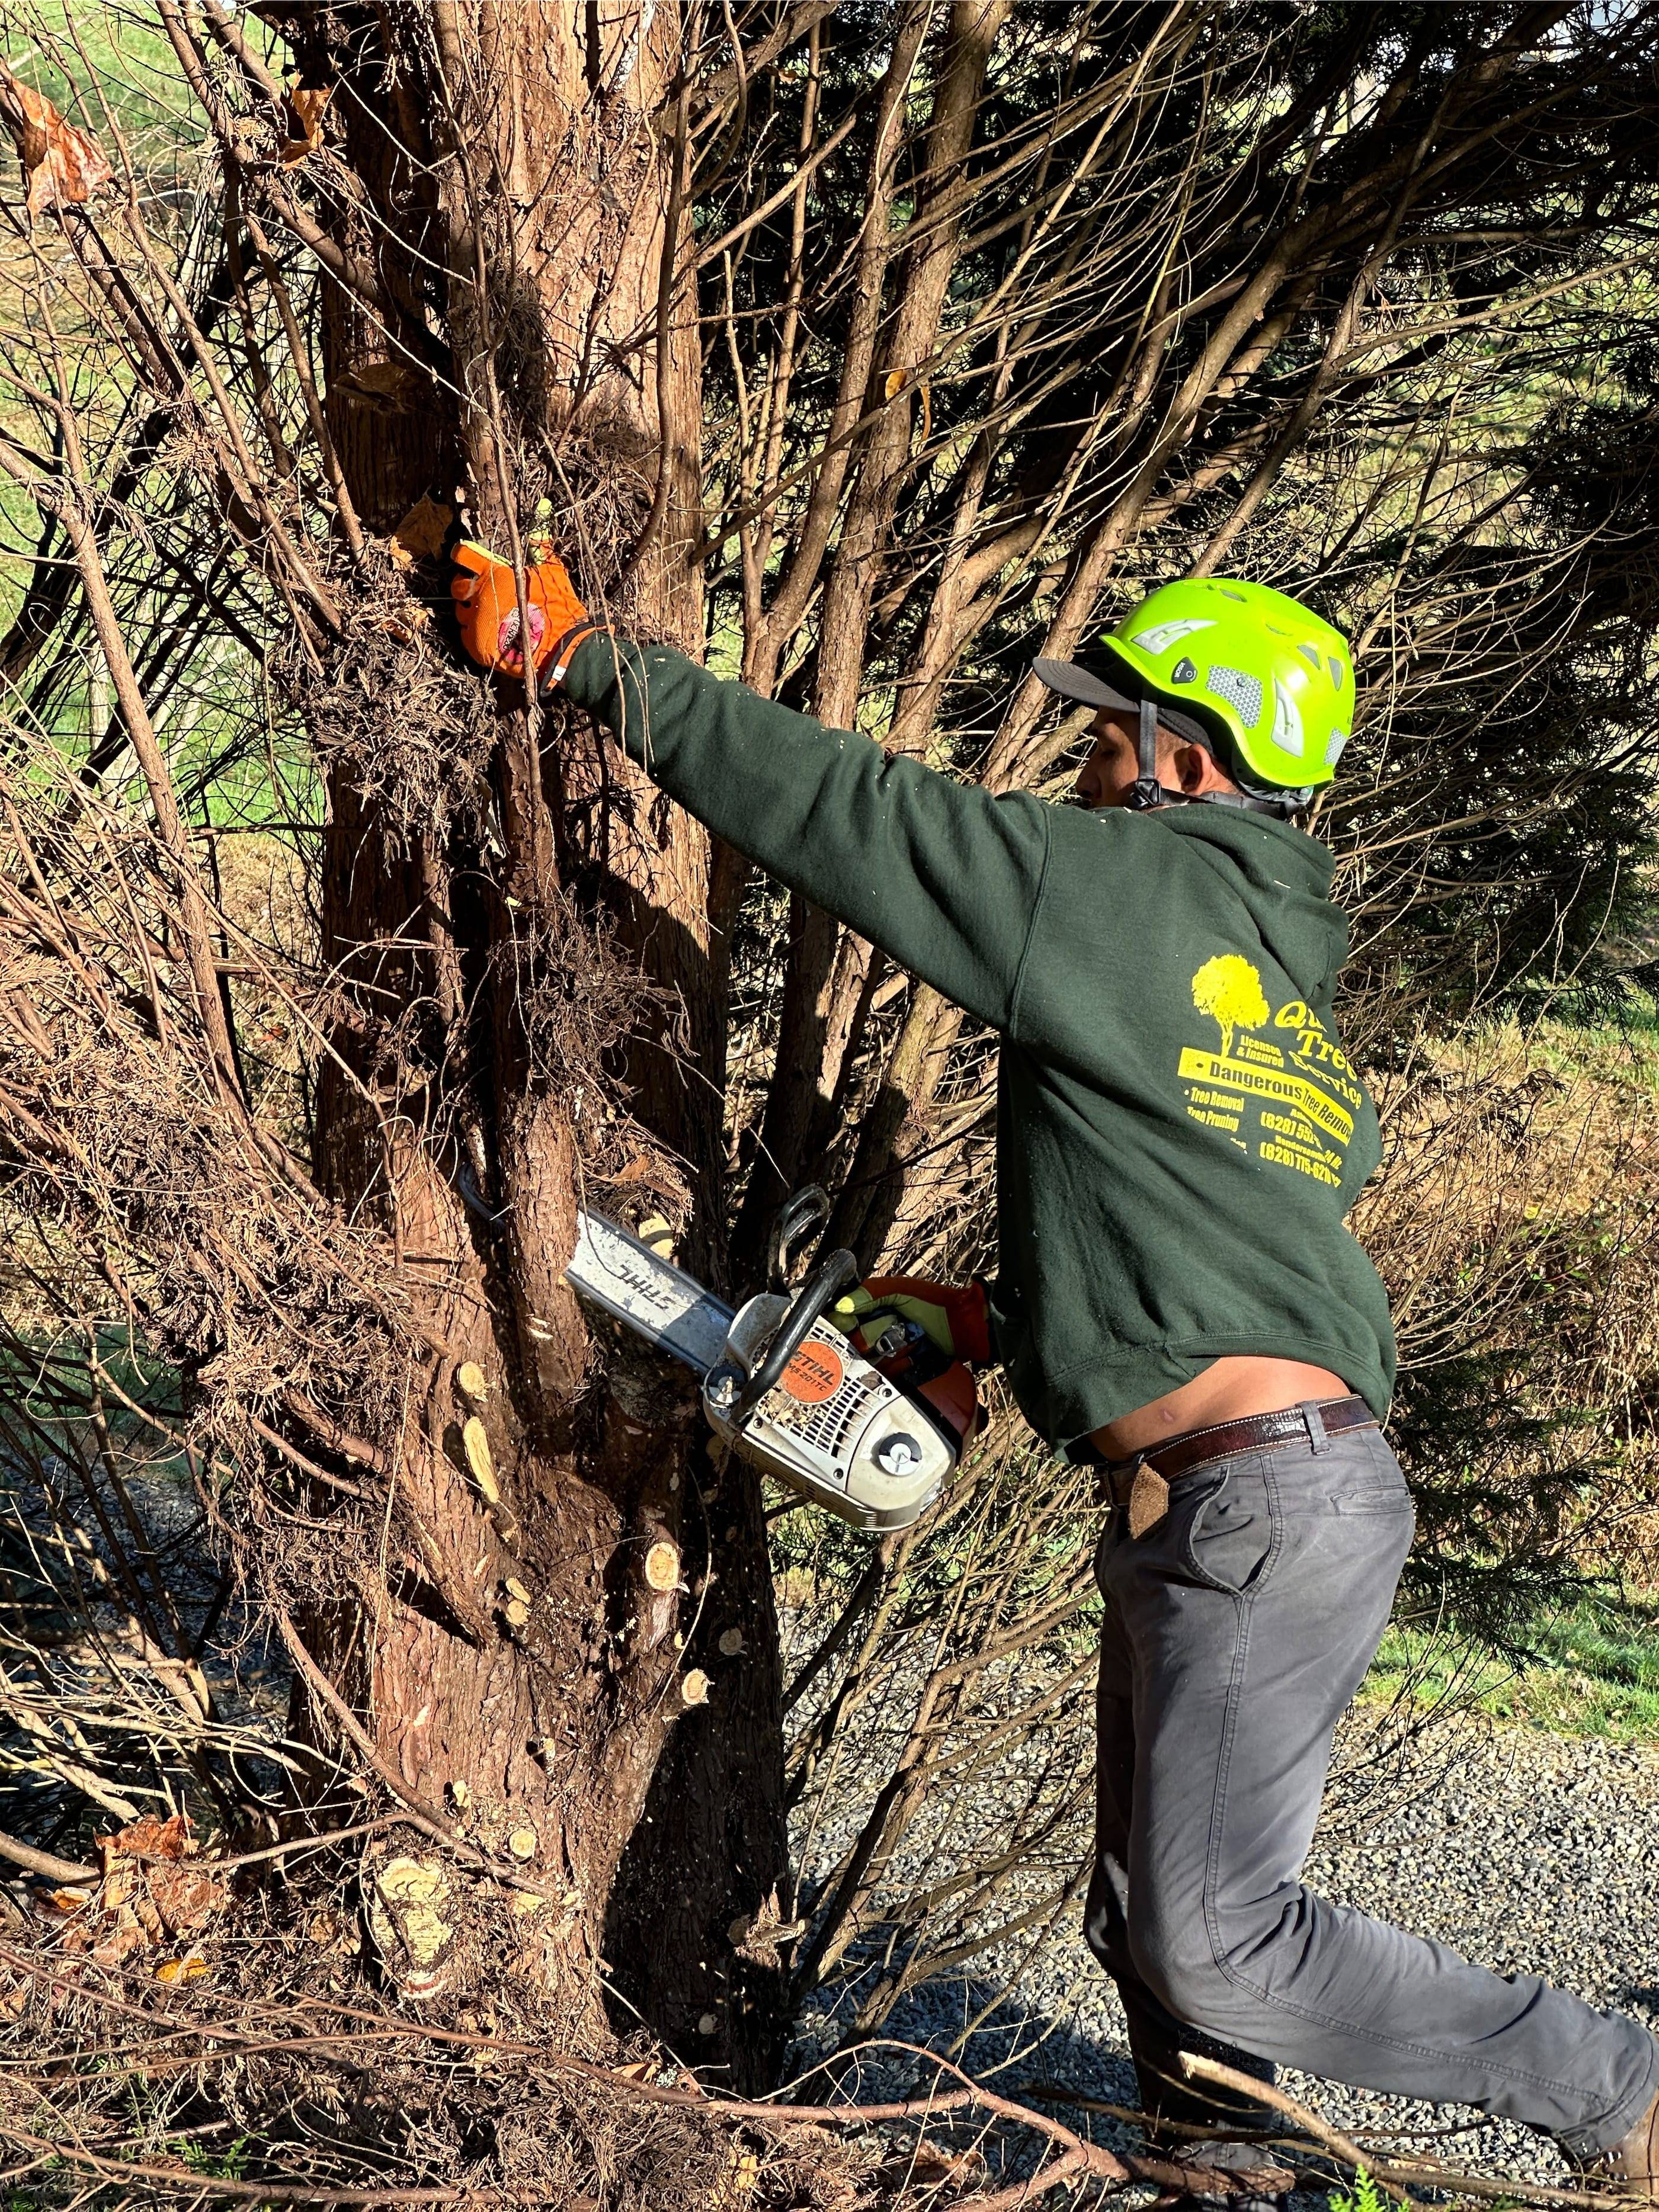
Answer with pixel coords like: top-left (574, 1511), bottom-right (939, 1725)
top-left (643, 1540), bottom-right (681, 1591)
top-left (461, 1416), bottom-right (499, 1504)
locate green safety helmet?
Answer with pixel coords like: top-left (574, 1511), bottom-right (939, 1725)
top-left (1034, 576), bottom-right (1355, 815)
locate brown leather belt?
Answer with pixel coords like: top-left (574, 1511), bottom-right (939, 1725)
top-left (1098, 1395), bottom-right (1376, 1535)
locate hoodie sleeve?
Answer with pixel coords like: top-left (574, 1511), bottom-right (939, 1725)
top-left (563, 634), bottom-right (1052, 1036)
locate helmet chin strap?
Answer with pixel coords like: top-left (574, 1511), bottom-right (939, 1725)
top-left (1126, 695), bottom-right (1170, 812)
top-left (1123, 692), bottom-right (1300, 818)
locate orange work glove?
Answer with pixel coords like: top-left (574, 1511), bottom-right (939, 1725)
top-left (449, 540), bottom-right (602, 685)
top-left (830, 1277), bottom-right (993, 1367)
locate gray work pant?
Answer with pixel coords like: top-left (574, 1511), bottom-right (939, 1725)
top-left (1084, 1410), bottom-right (1658, 2156)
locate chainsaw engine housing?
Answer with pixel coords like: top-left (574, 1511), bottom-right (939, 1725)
top-left (703, 1294), bottom-right (953, 1530)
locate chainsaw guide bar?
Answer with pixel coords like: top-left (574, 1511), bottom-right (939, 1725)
top-left (565, 1209), bottom-right (953, 1532)
top-left (566, 1209), bottom-right (734, 1377)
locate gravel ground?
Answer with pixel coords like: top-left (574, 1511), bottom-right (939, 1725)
top-left (792, 1713), bottom-right (1659, 2197)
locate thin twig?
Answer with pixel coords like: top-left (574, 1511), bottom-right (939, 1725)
top-left (1181, 2055), bottom-right (1634, 2212)
top-left (0, 1825), bottom-right (97, 1886)
top-left (1181, 2056), bottom-right (1417, 2206)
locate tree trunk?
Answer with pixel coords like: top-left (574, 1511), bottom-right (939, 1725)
top-left (280, 0), bottom-right (787, 2085)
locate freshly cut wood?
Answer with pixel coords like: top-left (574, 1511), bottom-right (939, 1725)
top-left (461, 1416), bottom-right (498, 1503)
top-left (644, 1540), bottom-right (680, 1591)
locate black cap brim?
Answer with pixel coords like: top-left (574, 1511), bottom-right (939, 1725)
top-left (1032, 653), bottom-right (1215, 752)
top-left (1032, 656), bottom-right (1139, 713)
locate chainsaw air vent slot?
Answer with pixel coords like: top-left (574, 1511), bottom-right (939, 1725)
top-left (768, 1373), bottom-right (867, 1460)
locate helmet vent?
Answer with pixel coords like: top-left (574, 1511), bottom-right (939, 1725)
top-left (1130, 617), bottom-right (1214, 656)
top-left (1271, 678), bottom-right (1305, 756)
top-left (1298, 642), bottom-right (1321, 668)
top-left (1206, 663), bottom-right (1263, 724)
top-left (1328, 655), bottom-right (1346, 689)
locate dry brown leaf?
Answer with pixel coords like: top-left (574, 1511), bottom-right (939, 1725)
top-left (149, 1861), bottom-right (228, 1934)
top-left (155, 1950), bottom-right (208, 1985)
top-left (882, 365), bottom-right (931, 447)
top-left (876, 2143), bottom-right (989, 2197)
top-left (306, 1908), bottom-right (358, 1956)
top-left (725, 2148), bottom-right (762, 2198)
top-left (339, 358), bottom-right (421, 407)
top-left (388, 495), bottom-right (454, 570)
top-left (279, 82), bottom-right (332, 167)
top-left (913, 2146), bottom-right (988, 2188)
top-left (95, 1813), bottom-right (226, 1934)
top-left (34, 1884), bottom-right (94, 1918)
top-left (0, 62), bottom-right (113, 219)
top-left (376, 607), bottom-right (432, 642)
top-left (100, 1812), bottom-right (192, 1862)
top-left (87, 1924), bottom-right (145, 1967)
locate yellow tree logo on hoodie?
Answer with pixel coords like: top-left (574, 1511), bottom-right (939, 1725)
top-left (1180, 956), bottom-right (1361, 1187)
top-left (1191, 954), bottom-right (1269, 1060)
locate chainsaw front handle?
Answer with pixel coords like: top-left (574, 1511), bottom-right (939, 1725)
top-left (767, 1183), bottom-right (830, 1293)
top-left (732, 1246), bottom-right (860, 1428)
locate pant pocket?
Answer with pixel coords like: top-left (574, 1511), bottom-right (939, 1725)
top-left (1327, 1435), bottom-right (1415, 1517)
top-left (1179, 1459), bottom-right (1275, 1595)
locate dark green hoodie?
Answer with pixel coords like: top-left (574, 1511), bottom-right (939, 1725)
top-left (565, 636), bottom-right (1396, 1447)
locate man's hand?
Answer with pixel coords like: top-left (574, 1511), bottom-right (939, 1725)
top-left (450, 540), bottom-right (601, 685)
top-left (831, 1276), bottom-right (992, 1367)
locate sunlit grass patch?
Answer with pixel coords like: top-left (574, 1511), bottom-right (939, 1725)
top-left (1365, 1587), bottom-right (1659, 1743)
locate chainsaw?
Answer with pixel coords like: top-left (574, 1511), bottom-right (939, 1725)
top-left (564, 1190), bottom-right (972, 1531)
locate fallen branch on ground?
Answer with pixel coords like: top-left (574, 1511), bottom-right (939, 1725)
top-left (1183, 2054), bottom-right (1633, 2212)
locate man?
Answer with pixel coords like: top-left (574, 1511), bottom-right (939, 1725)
top-left (454, 548), bottom-right (1659, 2188)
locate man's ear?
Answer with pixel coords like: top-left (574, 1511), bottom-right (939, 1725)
top-left (1172, 738), bottom-right (1237, 797)
top-left (1171, 740), bottom-right (1212, 794)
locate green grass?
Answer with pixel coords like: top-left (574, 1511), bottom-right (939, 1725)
top-left (1328, 2171), bottom-right (1399, 2212)
top-left (1363, 1587), bottom-right (1659, 1743)
top-left (1536, 1004), bottom-right (1659, 1073)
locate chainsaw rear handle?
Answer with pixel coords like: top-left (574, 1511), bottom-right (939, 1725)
top-left (732, 1245), bottom-right (860, 1428)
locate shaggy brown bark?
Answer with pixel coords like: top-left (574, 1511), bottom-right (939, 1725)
top-left (261, 1), bottom-right (787, 2079)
